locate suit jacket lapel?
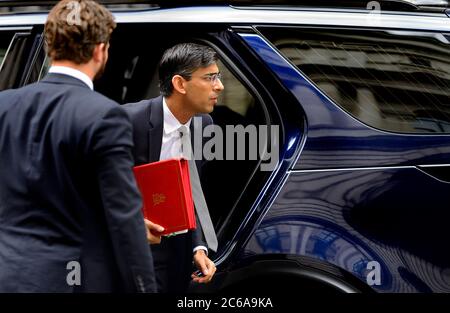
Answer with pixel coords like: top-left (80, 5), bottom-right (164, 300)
top-left (148, 96), bottom-right (163, 162)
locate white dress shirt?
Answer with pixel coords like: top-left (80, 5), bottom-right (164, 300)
top-left (48, 66), bottom-right (94, 90)
top-left (160, 98), bottom-right (207, 254)
top-left (159, 98), bottom-right (192, 161)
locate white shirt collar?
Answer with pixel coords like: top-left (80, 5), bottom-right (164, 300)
top-left (48, 66), bottom-right (94, 90)
top-left (162, 97), bottom-right (191, 135)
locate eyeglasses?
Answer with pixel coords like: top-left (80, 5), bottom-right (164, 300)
top-left (183, 72), bottom-right (222, 85)
top-left (201, 72), bottom-right (222, 84)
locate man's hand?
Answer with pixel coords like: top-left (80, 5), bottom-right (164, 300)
top-left (144, 219), bottom-right (164, 244)
top-left (192, 249), bottom-right (216, 284)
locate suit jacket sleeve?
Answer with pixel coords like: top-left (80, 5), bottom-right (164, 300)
top-left (91, 105), bottom-right (156, 292)
top-left (192, 214), bottom-right (207, 248)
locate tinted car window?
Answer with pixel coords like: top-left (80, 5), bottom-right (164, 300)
top-left (205, 59), bottom-right (261, 228)
top-left (0, 31), bottom-right (14, 66)
top-left (261, 27), bottom-right (450, 134)
top-left (0, 31), bottom-right (31, 90)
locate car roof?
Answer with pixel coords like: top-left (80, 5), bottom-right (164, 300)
top-left (0, 1), bottom-right (449, 31)
top-left (0, 0), bottom-right (448, 11)
top-left (0, 6), bottom-right (450, 32)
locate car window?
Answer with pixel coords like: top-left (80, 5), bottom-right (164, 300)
top-left (38, 54), bottom-right (50, 81)
top-left (216, 59), bottom-right (255, 118)
top-left (0, 31), bottom-right (32, 90)
top-left (20, 32), bottom-right (45, 86)
top-left (0, 31), bottom-right (15, 66)
top-left (261, 27), bottom-right (450, 134)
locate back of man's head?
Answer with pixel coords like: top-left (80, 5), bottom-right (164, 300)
top-left (158, 43), bottom-right (218, 97)
top-left (44, 0), bottom-right (116, 64)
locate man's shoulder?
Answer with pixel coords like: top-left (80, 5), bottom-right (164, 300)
top-left (121, 96), bottom-right (163, 128)
top-left (49, 84), bottom-right (125, 125)
top-left (0, 80), bottom-right (39, 97)
top-left (0, 82), bottom-right (47, 112)
top-left (87, 90), bottom-right (119, 109)
top-left (122, 96), bottom-right (162, 113)
top-left (42, 74), bottom-right (119, 110)
top-left (0, 88), bottom-right (18, 100)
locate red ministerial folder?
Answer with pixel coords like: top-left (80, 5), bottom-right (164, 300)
top-left (133, 158), bottom-right (196, 236)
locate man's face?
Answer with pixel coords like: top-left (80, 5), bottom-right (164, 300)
top-left (183, 63), bottom-right (224, 114)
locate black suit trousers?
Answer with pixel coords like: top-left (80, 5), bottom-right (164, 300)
top-left (151, 233), bottom-right (193, 293)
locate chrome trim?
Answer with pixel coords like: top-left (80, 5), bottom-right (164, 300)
top-left (288, 164), bottom-right (450, 174)
top-left (409, 0), bottom-right (449, 6)
top-left (0, 14), bottom-right (46, 25)
top-left (0, 7), bottom-right (449, 31)
top-left (0, 26), bottom-right (31, 31)
top-left (289, 165), bottom-right (417, 173)
top-left (418, 163), bottom-right (450, 167)
top-left (290, 165), bottom-right (450, 174)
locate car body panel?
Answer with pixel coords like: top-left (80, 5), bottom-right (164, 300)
top-left (238, 31), bottom-right (450, 292)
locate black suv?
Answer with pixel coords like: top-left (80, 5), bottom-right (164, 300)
top-left (1, 0), bottom-right (450, 293)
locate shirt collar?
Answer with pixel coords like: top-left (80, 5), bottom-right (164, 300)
top-left (48, 66), bottom-right (94, 90)
top-left (162, 97), bottom-right (191, 135)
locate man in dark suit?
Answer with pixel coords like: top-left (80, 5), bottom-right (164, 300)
top-left (124, 43), bottom-right (224, 293)
top-left (0, 0), bottom-right (155, 292)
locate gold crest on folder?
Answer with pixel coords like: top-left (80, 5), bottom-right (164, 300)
top-left (152, 193), bottom-right (166, 206)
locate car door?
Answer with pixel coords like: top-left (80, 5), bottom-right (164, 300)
top-left (235, 10), bottom-right (450, 292)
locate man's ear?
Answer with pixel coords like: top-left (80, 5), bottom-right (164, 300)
top-left (92, 43), bottom-right (106, 63)
top-left (172, 75), bottom-right (187, 95)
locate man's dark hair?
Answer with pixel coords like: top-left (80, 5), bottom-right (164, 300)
top-left (158, 43), bottom-right (218, 97)
top-left (44, 0), bottom-right (116, 64)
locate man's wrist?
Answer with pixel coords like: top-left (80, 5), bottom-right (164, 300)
top-left (193, 245), bottom-right (208, 256)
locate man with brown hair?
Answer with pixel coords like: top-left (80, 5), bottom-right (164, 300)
top-left (0, 0), bottom-right (155, 292)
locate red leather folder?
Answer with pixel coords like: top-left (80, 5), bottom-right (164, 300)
top-left (133, 158), bottom-right (196, 236)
